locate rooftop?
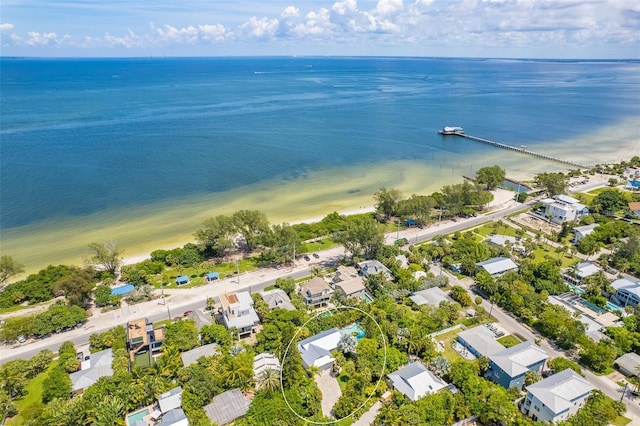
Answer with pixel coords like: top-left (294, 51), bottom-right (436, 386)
top-left (476, 257), bottom-right (518, 275)
top-left (388, 362), bottom-right (448, 401)
top-left (300, 277), bottom-right (333, 297)
top-left (260, 288), bottom-right (295, 311)
top-left (69, 348), bottom-right (114, 392)
top-left (203, 389), bottom-right (249, 425)
top-left (409, 287), bottom-right (455, 307)
top-left (457, 326), bottom-right (506, 357)
top-left (526, 369), bottom-right (594, 414)
top-left (612, 278), bottom-right (640, 297)
top-left (180, 343), bottom-right (221, 367)
top-left (490, 341), bottom-right (548, 377)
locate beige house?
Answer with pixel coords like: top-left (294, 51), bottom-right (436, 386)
top-left (299, 277), bottom-right (334, 308)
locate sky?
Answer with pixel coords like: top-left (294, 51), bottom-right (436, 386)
top-left (1, 0), bottom-right (639, 58)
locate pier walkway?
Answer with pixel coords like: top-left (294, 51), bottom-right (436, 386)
top-left (445, 131), bottom-right (591, 169)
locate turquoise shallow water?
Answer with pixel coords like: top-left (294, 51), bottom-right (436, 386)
top-left (1, 57), bottom-right (639, 272)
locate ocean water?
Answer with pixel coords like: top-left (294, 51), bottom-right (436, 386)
top-left (1, 57), bottom-right (639, 272)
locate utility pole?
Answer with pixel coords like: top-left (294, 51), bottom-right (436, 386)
top-left (396, 221), bottom-right (400, 239)
top-left (621, 382), bottom-right (628, 402)
top-left (292, 243), bottom-right (296, 266)
top-left (161, 280), bottom-right (171, 319)
top-left (236, 259), bottom-right (241, 286)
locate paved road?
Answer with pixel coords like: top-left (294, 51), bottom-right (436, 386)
top-left (2, 197), bottom-right (531, 364)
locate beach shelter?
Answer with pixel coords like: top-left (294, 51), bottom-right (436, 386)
top-left (175, 276), bottom-right (190, 286)
top-left (205, 272), bottom-right (219, 282)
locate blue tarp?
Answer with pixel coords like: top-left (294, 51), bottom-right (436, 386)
top-left (629, 180), bottom-right (640, 188)
top-left (111, 284), bottom-right (135, 296)
top-left (176, 275), bottom-right (189, 285)
top-left (205, 272), bottom-right (219, 280)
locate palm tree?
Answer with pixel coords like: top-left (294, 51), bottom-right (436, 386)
top-left (256, 368), bottom-right (280, 391)
top-left (307, 365), bottom-right (321, 380)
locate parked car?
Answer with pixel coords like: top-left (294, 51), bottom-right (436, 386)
top-left (183, 311), bottom-right (193, 317)
top-left (17, 335), bottom-right (26, 343)
top-left (313, 253), bottom-right (320, 259)
top-left (303, 255), bottom-right (311, 261)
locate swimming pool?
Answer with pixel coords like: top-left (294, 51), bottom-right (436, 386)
top-left (567, 284), bottom-right (585, 295)
top-left (127, 408), bottom-right (149, 425)
top-left (342, 324), bottom-right (366, 340)
top-left (364, 293), bottom-right (373, 303)
top-left (606, 302), bottom-right (623, 313)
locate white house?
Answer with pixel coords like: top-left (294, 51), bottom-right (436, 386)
top-left (476, 257), bottom-right (518, 277)
top-left (521, 369), bottom-right (594, 423)
top-left (297, 328), bottom-right (343, 371)
top-left (253, 353), bottom-right (281, 388)
top-left (611, 278), bottom-right (640, 308)
top-left (218, 291), bottom-right (260, 338)
top-left (541, 195), bottom-right (589, 224)
top-left (409, 288), bottom-right (455, 307)
top-left (572, 224), bottom-right (599, 244)
top-left (357, 260), bottom-right (393, 281)
top-left (388, 362), bottom-right (449, 401)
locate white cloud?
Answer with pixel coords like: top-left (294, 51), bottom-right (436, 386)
top-left (198, 24), bottom-right (227, 42)
top-left (1, 23), bottom-right (15, 32)
top-left (239, 16), bottom-right (279, 39)
top-left (25, 31), bottom-right (70, 46)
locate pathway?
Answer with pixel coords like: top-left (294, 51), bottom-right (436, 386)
top-left (315, 370), bottom-right (342, 418)
top-left (352, 401), bottom-right (382, 426)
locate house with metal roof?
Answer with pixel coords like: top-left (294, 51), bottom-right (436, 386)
top-left (158, 386), bottom-right (183, 415)
top-left (180, 343), bottom-right (221, 367)
top-left (296, 327), bottom-right (342, 371)
top-left (217, 291), bottom-right (260, 338)
top-left (204, 272), bottom-right (219, 282)
top-left (476, 257), bottom-right (518, 277)
top-left (541, 195), bottom-right (589, 225)
top-left (573, 224), bottom-right (599, 245)
top-left (457, 326), bottom-right (505, 358)
top-left (253, 353), bottom-right (281, 389)
top-left (69, 348), bottom-right (113, 394)
top-left (487, 341), bottom-right (548, 390)
top-left (611, 278), bottom-right (640, 308)
top-left (260, 288), bottom-right (295, 311)
top-left (175, 275), bottom-right (190, 286)
top-left (203, 388), bottom-right (249, 425)
top-left (409, 287), bottom-right (455, 307)
top-left (387, 362), bottom-right (449, 401)
top-left (521, 369), bottom-right (594, 423)
top-left (158, 408), bottom-right (189, 426)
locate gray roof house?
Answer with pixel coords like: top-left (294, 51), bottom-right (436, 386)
top-left (615, 353), bottom-right (640, 377)
top-left (476, 257), bottom-right (518, 277)
top-left (357, 260), bottom-right (393, 281)
top-left (297, 327), bottom-right (342, 371)
top-left (388, 362), bottom-right (449, 401)
top-left (203, 388), bottom-right (249, 425)
top-left (409, 287), bottom-right (455, 307)
top-left (180, 343), bottom-right (221, 367)
top-left (260, 288), bottom-right (295, 311)
top-left (253, 353), bottom-right (281, 388)
top-left (69, 348), bottom-right (114, 393)
top-left (487, 341), bottom-right (548, 390)
top-left (457, 326), bottom-right (505, 358)
top-left (522, 369), bottom-right (594, 423)
top-left (158, 408), bottom-right (189, 426)
top-left (158, 386), bottom-right (183, 414)
top-left (573, 224), bottom-right (599, 244)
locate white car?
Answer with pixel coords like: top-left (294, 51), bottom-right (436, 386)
top-left (17, 335), bottom-right (26, 343)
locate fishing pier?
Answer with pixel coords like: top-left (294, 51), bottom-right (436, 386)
top-left (439, 127), bottom-right (591, 170)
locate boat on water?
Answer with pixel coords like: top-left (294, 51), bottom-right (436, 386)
top-left (439, 126), bottom-right (464, 135)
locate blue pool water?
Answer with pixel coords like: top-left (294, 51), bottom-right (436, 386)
top-left (342, 324), bottom-right (366, 340)
top-left (127, 409), bottom-right (149, 425)
top-left (607, 302), bottom-right (623, 313)
top-left (579, 299), bottom-right (608, 314)
top-left (567, 284), bottom-right (585, 295)
top-left (364, 294), bottom-right (373, 303)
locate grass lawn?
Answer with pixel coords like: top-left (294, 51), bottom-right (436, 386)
top-left (151, 258), bottom-right (260, 289)
top-left (474, 223), bottom-right (519, 237)
top-left (303, 238), bottom-right (340, 253)
top-left (611, 416), bottom-right (632, 426)
top-left (6, 362), bottom-right (57, 426)
top-left (337, 373), bottom-right (350, 392)
top-left (432, 329), bottom-right (466, 362)
top-left (531, 245), bottom-right (577, 268)
top-left (0, 304), bottom-right (30, 315)
top-left (497, 334), bottom-right (522, 348)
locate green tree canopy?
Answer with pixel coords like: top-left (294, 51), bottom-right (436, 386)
top-left (476, 165), bottom-right (506, 190)
top-left (86, 241), bottom-right (123, 275)
top-left (194, 214), bottom-right (235, 258)
top-left (373, 187), bottom-right (404, 219)
top-left (232, 210), bottom-right (271, 251)
top-left (336, 215), bottom-right (384, 259)
top-left (535, 172), bottom-right (569, 196)
top-left (0, 255), bottom-right (24, 286)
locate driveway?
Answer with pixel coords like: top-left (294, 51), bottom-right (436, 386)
top-left (315, 369), bottom-right (342, 418)
top-left (352, 400), bottom-right (382, 426)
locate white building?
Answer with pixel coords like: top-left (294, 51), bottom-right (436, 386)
top-left (388, 362), bottom-right (449, 401)
top-left (297, 328), bottom-right (343, 371)
top-left (573, 224), bottom-right (599, 244)
top-left (218, 291), bottom-right (260, 338)
top-left (522, 369), bottom-right (594, 423)
top-left (541, 195), bottom-right (589, 224)
top-left (253, 353), bottom-right (281, 388)
top-left (476, 257), bottom-right (518, 277)
top-left (611, 278), bottom-right (640, 308)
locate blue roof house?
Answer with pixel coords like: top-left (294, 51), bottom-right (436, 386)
top-left (205, 272), bottom-right (220, 282)
top-left (175, 275), bottom-right (190, 286)
top-left (486, 341), bottom-right (548, 390)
